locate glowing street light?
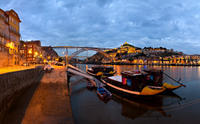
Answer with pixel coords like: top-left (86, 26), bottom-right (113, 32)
top-left (6, 42), bottom-right (14, 49)
top-left (28, 49), bottom-right (32, 54)
top-left (6, 42), bottom-right (15, 54)
top-left (34, 51), bottom-right (38, 57)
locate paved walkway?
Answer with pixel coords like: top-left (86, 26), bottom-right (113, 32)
top-left (20, 67), bottom-right (73, 124)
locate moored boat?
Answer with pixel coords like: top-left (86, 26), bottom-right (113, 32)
top-left (101, 69), bottom-right (183, 96)
top-left (96, 87), bottom-right (112, 100)
top-left (87, 66), bottom-right (116, 78)
top-left (102, 76), bottom-right (166, 96)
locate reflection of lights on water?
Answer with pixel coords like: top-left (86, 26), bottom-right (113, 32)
top-left (86, 65), bottom-right (88, 71)
top-left (196, 67), bottom-right (200, 78)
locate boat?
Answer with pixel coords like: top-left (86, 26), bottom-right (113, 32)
top-left (96, 87), bottom-right (112, 100)
top-left (101, 69), bottom-right (183, 96)
top-left (87, 66), bottom-right (116, 79)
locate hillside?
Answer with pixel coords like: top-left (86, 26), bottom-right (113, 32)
top-left (84, 42), bottom-right (183, 63)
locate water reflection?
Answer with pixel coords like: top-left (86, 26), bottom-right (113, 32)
top-left (71, 64), bottom-right (200, 124)
top-left (112, 92), bottom-right (185, 120)
top-left (113, 94), bottom-right (168, 119)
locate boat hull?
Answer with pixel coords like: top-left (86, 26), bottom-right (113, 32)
top-left (101, 78), bottom-right (166, 98)
top-left (104, 83), bottom-right (163, 100)
top-left (163, 82), bottom-right (182, 91)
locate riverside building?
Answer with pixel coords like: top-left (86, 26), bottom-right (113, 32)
top-left (0, 8), bottom-right (21, 67)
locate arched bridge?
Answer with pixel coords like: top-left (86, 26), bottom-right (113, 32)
top-left (49, 46), bottom-right (109, 50)
top-left (43, 46), bottom-right (114, 63)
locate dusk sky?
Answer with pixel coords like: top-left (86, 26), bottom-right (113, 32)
top-left (1, 0), bottom-right (200, 54)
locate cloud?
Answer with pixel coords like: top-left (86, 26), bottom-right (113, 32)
top-left (1, 0), bottom-right (200, 54)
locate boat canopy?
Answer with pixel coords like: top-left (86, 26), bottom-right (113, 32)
top-left (119, 69), bottom-right (163, 91)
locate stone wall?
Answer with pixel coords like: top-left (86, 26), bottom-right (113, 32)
top-left (0, 67), bottom-right (44, 122)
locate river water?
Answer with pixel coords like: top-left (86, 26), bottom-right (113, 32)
top-left (70, 64), bottom-right (200, 124)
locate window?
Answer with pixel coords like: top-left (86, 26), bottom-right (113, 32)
top-left (13, 19), bottom-right (16, 24)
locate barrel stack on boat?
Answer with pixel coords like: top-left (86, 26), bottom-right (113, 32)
top-left (101, 69), bottom-right (184, 97)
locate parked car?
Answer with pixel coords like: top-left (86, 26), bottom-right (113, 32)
top-left (44, 64), bottom-right (54, 72)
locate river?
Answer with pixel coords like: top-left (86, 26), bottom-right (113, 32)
top-left (70, 64), bottom-right (200, 124)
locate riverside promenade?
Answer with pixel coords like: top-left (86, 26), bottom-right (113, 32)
top-left (2, 67), bottom-right (74, 124)
top-left (21, 67), bottom-right (73, 124)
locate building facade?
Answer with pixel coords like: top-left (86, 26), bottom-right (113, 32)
top-left (20, 40), bottom-right (44, 64)
top-left (0, 8), bottom-right (21, 67)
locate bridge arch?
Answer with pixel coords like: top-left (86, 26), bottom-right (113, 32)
top-left (68, 48), bottom-right (114, 62)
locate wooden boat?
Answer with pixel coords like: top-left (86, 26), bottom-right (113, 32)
top-left (102, 76), bottom-right (166, 96)
top-left (87, 66), bottom-right (116, 78)
top-left (96, 87), bottom-right (112, 100)
top-left (101, 69), bottom-right (183, 96)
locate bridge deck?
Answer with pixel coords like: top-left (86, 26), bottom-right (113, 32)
top-left (43, 46), bottom-right (111, 50)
